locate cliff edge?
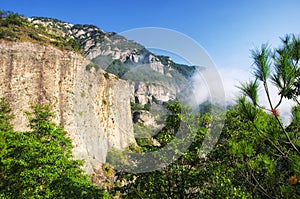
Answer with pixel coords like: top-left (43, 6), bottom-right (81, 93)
top-left (0, 41), bottom-right (135, 173)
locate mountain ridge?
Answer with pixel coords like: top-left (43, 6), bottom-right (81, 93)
top-left (29, 16), bottom-right (197, 79)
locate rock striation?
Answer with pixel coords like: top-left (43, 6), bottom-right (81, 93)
top-left (0, 41), bottom-right (135, 173)
top-left (29, 17), bottom-right (196, 105)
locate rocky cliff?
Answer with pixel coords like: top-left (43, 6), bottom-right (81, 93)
top-left (29, 17), bottom-right (196, 104)
top-left (0, 41), bottom-right (135, 173)
top-left (0, 13), bottom-right (199, 176)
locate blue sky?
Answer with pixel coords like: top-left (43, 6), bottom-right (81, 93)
top-left (1, 0), bottom-right (300, 70)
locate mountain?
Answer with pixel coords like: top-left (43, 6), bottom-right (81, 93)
top-left (0, 12), bottom-right (200, 175)
top-left (30, 17), bottom-right (198, 104)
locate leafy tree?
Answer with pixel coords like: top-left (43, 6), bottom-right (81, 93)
top-left (195, 35), bottom-right (300, 198)
top-left (110, 35), bottom-right (299, 199)
top-left (0, 98), bottom-right (13, 132)
top-left (0, 98), bottom-right (14, 191)
top-left (227, 34), bottom-right (300, 198)
top-left (0, 102), bottom-right (107, 198)
top-left (112, 100), bottom-right (214, 198)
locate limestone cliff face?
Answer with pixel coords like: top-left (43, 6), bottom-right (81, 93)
top-left (0, 41), bottom-right (135, 173)
top-left (29, 18), bottom-right (194, 106)
top-left (130, 81), bottom-right (177, 105)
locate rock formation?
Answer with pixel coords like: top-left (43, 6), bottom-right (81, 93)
top-left (0, 41), bottom-right (135, 173)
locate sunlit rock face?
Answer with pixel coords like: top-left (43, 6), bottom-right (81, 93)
top-left (130, 81), bottom-right (177, 105)
top-left (0, 41), bottom-right (135, 173)
top-left (30, 17), bottom-right (194, 107)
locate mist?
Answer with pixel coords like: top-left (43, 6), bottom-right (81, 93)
top-left (191, 66), bottom-right (296, 125)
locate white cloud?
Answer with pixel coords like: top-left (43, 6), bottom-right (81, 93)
top-left (191, 66), bottom-right (295, 125)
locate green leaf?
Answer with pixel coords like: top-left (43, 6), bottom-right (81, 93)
top-left (251, 44), bottom-right (271, 82)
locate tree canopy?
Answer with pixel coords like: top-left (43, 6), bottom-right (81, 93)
top-left (108, 35), bottom-right (300, 198)
top-left (0, 99), bottom-right (108, 198)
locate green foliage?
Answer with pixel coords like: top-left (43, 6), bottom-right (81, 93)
top-left (106, 59), bottom-right (130, 77)
top-left (210, 103), bottom-right (300, 198)
top-left (0, 98), bottom-right (14, 191)
top-left (143, 103), bottom-right (151, 111)
top-left (156, 55), bottom-right (196, 78)
top-left (0, 102), bottom-right (106, 198)
top-left (0, 10), bottom-right (81, 52)
top-left (113, 100), bottom-right (210, 198)
top-left (152, 95), bottom-right (160, 104)
top-left (131, 102), bottom-right (143, 111)
top-left (102, 163), bottom-right (114, 177)
top-left (65, 38), bottom-right (81, 51)
top-left (110, 35), bottom-right (299, 198)
top-left (0, 98), bottom-right (13, 131)
top-left (251, 44), bottom-right (271, 82)
top-left (106, 149), bottom-right (129, 167)
top-left (233, 34), bottom-right (300, 198)
top-left (272, 35), bottom-right (300, 103)
top-left (0, 11), bottom-right (25, 27)
top-left (238, 80), bottom-right (259, 106)
top-left (104, 72), bottom-right (110, 79)
top-left (130, 102), bottom-right (151, 111)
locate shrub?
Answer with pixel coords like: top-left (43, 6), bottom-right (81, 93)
top-left (104, 72), bottom-right (110, 79)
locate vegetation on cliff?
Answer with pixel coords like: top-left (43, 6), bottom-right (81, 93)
top-left (0, 99), bottom-right (108, 198)
top-left (156, 55), bottom-right (197, 78)
top-left (0, 11), bottom-right (80, 52)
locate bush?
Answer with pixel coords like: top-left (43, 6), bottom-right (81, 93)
top-left (104, 72), bottom-right (110, 79)
top-left (0, 101), bottom-right (107, 198)
top-left (131, 102), bottom-right (143, 111)
top-left (143, 103), bottom-right (151, 111)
